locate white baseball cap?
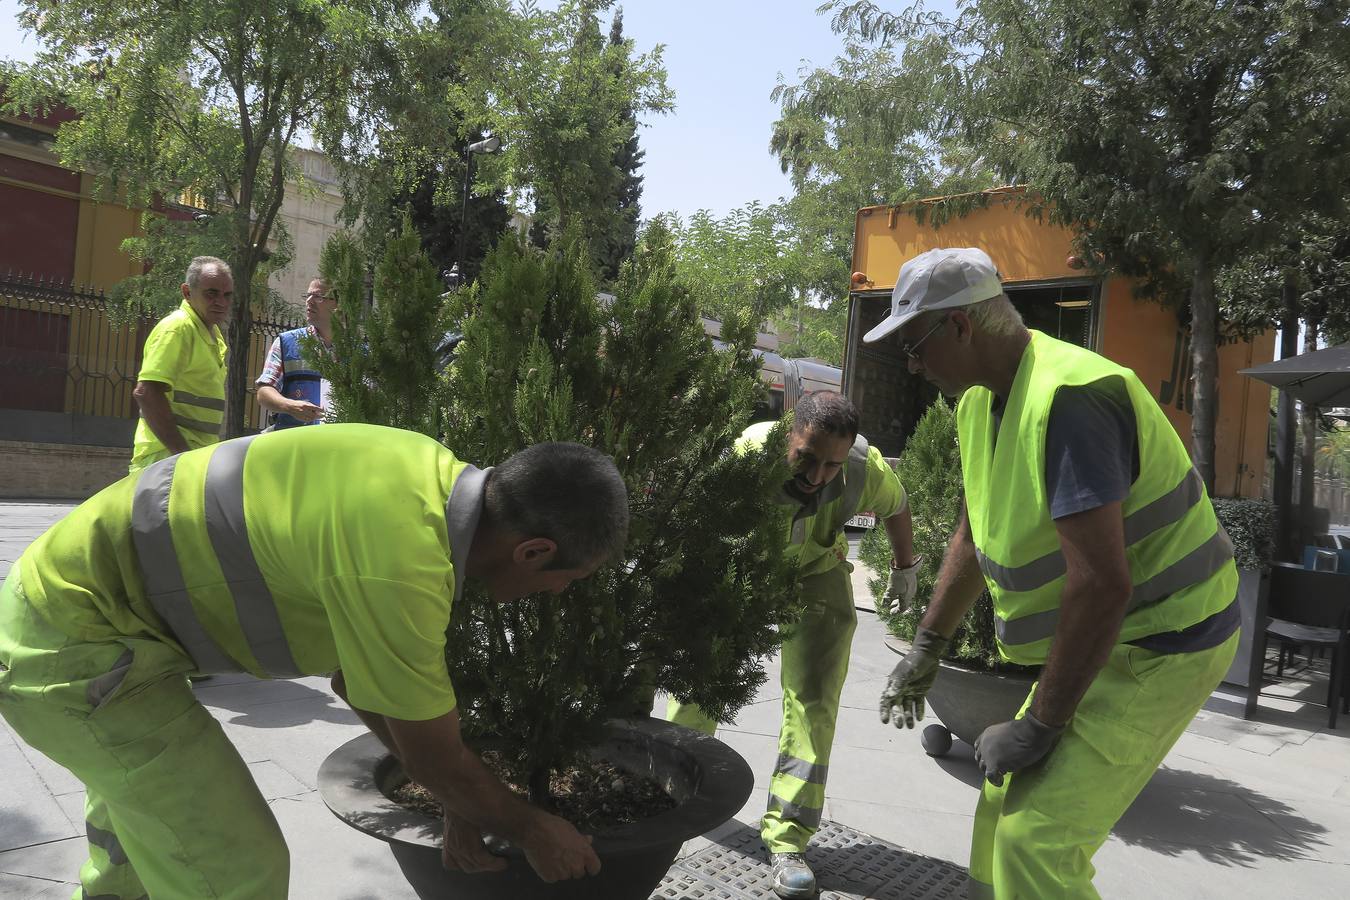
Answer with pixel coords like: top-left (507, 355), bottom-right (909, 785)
top-left (863, 247), bottom-right (1003, 343)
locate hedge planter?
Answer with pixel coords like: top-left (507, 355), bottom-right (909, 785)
top-left (318, 717), bottom-right (754, 900)
top-left (885, 636), bottom-right (1036, 754)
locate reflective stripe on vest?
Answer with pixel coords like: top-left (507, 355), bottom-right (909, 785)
top-left (975, 467), bottom-right (1207, 593)
top-left (839, 434), bottom-right (869, 528)
top-left (131, 454), bottom-right (241, 673)
top-left (996, 527), bottom-right (1234, 646)
top-left (958, 332), bottom-right (1234, 661)
top-left (132, 437), bottom-right (302, 676)
top-left (175, 390), bottom-right (226, 412)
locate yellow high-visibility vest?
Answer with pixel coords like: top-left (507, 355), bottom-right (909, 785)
top-left (956, 331), bottom-right (1236, 665)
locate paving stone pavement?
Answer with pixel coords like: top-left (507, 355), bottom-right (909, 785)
top-left (2, 502), bottom-right (1349, 899)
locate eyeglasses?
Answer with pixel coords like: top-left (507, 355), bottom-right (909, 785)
top-left (899, 314), bottom-right (948, 361)
top-left (302, 291), bottom-right (331, 302)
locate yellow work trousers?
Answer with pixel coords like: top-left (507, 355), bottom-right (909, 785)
top-left (0, 569), bottom-right (290, 900)
top-left (967, 631), bottom-right (1238, 899)
top-left (668, 564), bottom-right (857, 854)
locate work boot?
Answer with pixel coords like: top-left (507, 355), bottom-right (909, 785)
top-left (770, 851), bottom-right (817, 899)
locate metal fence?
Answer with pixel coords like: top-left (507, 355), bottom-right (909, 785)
top-left (0, 271), bottom-right (300, 436)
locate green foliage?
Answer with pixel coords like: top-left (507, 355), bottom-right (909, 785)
top-left (315, 214), bottom-right (449, 437)
top-left (110, 212), bottom-right (293, 323)
top-left (4, 0), bottom-right (421, 434)
top-left (662, 203), bottom-right (805, 323)
top-left (1211, 498), bottom-right (1276, 571)
top-left (446, 0), bottom-right (672, 271)
top-left (770, 34), bottom-right (997, 297)
top-left (440, 224), bottom-right (800, 791)
top-left (1217, 216), bottom-right (1350, 344)
top-left (818, 0), bottom-right (1350, 490)
top-left (859, 398), bottom-right (1006, 670)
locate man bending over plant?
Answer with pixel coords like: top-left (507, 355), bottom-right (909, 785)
top-left (869, 248), bottom-right (1239, 898)
top-left (0, 425), bottom-right (627, 898)
top-left (669, 390), bottom-right (918, 899)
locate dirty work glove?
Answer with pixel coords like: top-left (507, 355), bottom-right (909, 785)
top-left (879, 626), bottom-right (949, 729)
top-left (882, 557), bottom-right (922, 615)
top-left (973, 712), bottom-right (1065, 787)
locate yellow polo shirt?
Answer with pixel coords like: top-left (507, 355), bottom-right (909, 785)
top-left (129, 300), bottom-right (228, 472)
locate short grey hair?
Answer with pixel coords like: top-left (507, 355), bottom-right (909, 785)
top-left (486, 442), bottom-right (629, 569)
top-left (185, 256), bottom-right (232, 290)
top-left (916, 293), bottom-right (1024, 338)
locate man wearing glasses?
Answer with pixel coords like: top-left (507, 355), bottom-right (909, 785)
top-left (256, 278), bottom-right (338, 429)
top-left (868, 248), bottom-right (1238, 898)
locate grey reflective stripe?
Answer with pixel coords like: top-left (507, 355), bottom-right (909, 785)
top-left (203, 437), bottom-right (301, 677)
top-left (979, 468), bottom-right (1207, 593)
top-left (839, 435), bottom-right (869, 523)
top-left (996, 605), bottom-right (1062, 647)
top-left (1128, 527), bottom-right (1233, 611)
top-left (1122, 468), bottom-right (1204, 545)
top-left (775, 753), bottom-right (828, 784)
top-left (767, 792), bottom-right (823, 828)
top-left (132, 455), bottom-right (241, 674)
top-left (966, 877), bottom-right (996, 899)
top-left (976, 546), bottom-right (1065, 593)
top-left (173, 390), bottom-right (226, 411)
top-left (173, 412), bottom-right (222, 434)
top-left (445, 464), bottom-right (490, 609)
top-left (85, 822), bottom-right (129, 865)
top-left (997, 527), bottom-right (1235, 646)
top-left (85, 649), bottom-right (134, 708)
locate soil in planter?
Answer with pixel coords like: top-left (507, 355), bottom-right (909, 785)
top-left (391, 751), bottom-right (676, 835)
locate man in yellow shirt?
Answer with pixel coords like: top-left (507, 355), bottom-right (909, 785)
top-left (0, 425), bottom-right (626, 898)
top-left (129, 255), bottom-right (232, 472)
top-left (669, 391), bottom-right (918, 898)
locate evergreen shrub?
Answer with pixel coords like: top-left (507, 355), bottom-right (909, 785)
top-left (319, 221), bottom-right (800, 802)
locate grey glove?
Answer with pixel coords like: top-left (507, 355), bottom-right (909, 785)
top-left (879, 626), bottom-right (949, 729)
top-left (973, 712), bottom-right (1065, 786)
top-left (882, 557), bottom-right (922, 615)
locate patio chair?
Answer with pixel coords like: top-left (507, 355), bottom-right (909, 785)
top-left (1243, 562), bottom-right (1350, 729)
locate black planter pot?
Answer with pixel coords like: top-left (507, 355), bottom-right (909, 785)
top-left (318, 717), bottom-right (754, 900)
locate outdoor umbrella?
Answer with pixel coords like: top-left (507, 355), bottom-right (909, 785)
top-left (1240, 342), bottom-right (1350, 408)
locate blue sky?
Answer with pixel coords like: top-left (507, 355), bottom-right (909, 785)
top-left (0, 1), bottom-right (874, 220)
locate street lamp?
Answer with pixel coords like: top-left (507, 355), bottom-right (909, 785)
top-left (457, 134), bottom-right (504, 287)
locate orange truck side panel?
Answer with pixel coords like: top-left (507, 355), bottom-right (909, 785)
top-left (850, 190), bottom-right (1274, 498)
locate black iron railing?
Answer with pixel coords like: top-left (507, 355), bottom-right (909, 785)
top-left (0, 271), bottom-right (300, 435)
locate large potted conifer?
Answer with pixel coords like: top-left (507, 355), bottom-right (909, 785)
top-left (313, 220), bottom-right (800, 898)
top-left (860, 399), bottom-right (1035, 754)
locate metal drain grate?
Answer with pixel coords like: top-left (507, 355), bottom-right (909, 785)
top-left (652, 821), bottom-right (968, 899)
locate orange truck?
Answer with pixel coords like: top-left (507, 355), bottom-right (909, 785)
top-left (842, 188), bottom-right (1274, 499)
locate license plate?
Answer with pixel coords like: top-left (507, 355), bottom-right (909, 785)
top-left (845, 514), bottom-right (876, 529)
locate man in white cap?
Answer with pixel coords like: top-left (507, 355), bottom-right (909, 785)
top-left (868, 248), bottom-right (1239, 897)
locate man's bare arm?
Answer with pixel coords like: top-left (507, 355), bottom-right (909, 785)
top-left (882, 503), bottom-right (915, 567)
top-left (132, 381), bottom-right (189, 454)
top-left (918, 503), bottom-right (987, 638)
top-left (1030, 501), bottom-right (1133, 726)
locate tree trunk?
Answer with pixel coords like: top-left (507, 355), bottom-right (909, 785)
top-left (527, 766), bottom-right (551, 810)
top-left (1298, 318), bottom-right (1320, 548)
top-left (1272, 274), bottom-right (1300, 560)
top-left (224, 253), bottom-right (258, 438)
top-left (1189, 257), bottom-right (1220, 494)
